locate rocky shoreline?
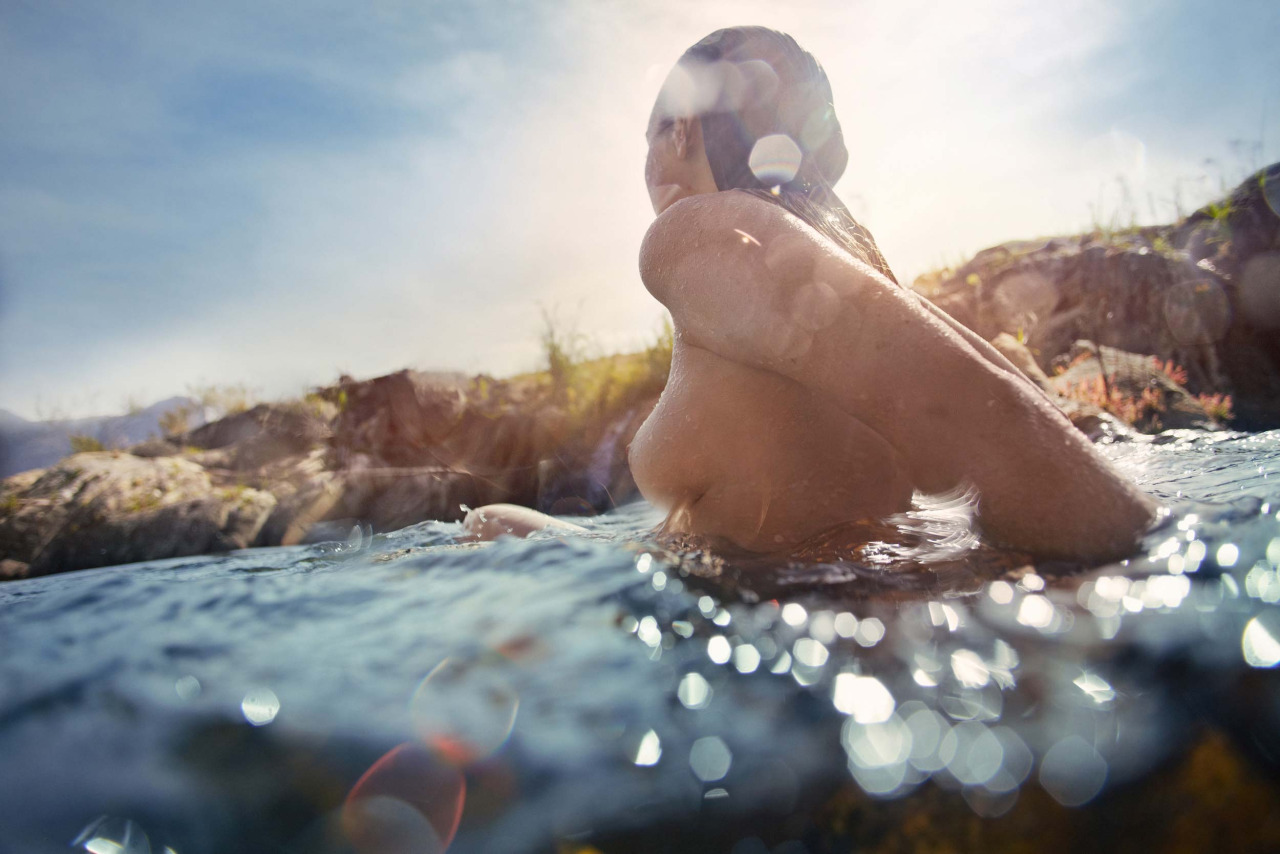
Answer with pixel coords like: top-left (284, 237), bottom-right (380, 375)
top-left (1, 166), bottom-right (1276, 580)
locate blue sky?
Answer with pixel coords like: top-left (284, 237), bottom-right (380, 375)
top-left (2, 0), bottom-right (1277, 418)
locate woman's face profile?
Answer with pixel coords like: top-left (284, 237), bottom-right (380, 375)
top-left (644, 69), bottom-right (717, 215)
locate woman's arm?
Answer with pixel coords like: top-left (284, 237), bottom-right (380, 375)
top-left (640, 191), bottom-right (1157, 561)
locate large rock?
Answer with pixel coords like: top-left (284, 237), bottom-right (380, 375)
top-left (328, 371), bottom-right (471, 468)
top-left (0, 452), bottom-right (275, 577)
top-left (182, 401), bottom-right (332, 471)
top-left (1047, 341), bottom-right (1220, 431)
top-left (920, 164), bottom-right (1280, 429)
top-left (0, 356), bottom-right (668, 576)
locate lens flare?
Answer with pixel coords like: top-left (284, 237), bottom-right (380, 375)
top-left (344, 743), bottom-right (466, 854)
top-left (410, 656), bottom-right (519, 765)
top-left (748, 134), bottom-right (803, 185)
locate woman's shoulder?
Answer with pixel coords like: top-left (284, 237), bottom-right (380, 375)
top-left (639, 189), bottom-right (876, 309)
top-left (643, 190), bottom-right (801, 249)
top-left (640, 191), bottom-right (818, 293)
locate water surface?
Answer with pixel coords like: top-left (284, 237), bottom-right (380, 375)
top-left (3, 430), bottom-right (1280, 853)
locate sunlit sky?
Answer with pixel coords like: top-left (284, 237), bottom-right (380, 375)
top-left (2, 0), bottom-right (1277, 419)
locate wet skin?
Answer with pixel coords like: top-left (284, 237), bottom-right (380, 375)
top-left (466, 101), bottom-right (1158, 561)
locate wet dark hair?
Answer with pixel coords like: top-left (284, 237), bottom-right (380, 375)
top-left (674, 27), bottom-right (897, 284)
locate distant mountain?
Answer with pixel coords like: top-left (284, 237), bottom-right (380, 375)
top-left (0, 397), bottom-right (205, 478)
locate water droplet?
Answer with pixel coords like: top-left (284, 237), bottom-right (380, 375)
top-left (843, 714), bottom-right (912, 771)
top-left (951, 650), bottom-right (990, 688)
top-left (833, 673), bottom-right (895, 723)
top-left (808, 610), bottom-right (836, 644)
top-left (732, 644), bottom-right (761, 674)
top-left (781, 603), bottom-right (807, 627)
top-left (792, 638), bottom-right (829, 668)
top-left (1217, 543), bottom-right (1240, 567)
top-left (1185, 540), bottom-right (1207, 571)
top-left (241, 688), bottom-right (280, 726)
top-left (1243, 614), bottom-right (1280, 667)
top-left (1015, 594), bottom-right (1056, 629)
top-left (988, 581), bottom-right (1014, 605)
top-left (635, 730), bottom-right (662, 766)
top-left (913, 668), bottom-right (939, 687)
top-left (637, 616), bottom-right (662, 647)
top-left (1039, 736), bottom-right (1108, 806)
top-left (854, 617), bottom-right (885, 647)
top-left (904, 705), bottom-right (950, 772)
top-left (174, 675), bottom-right (201, 701)
top-left (1073, 672), bottom-right (1116, 704)
top-left (635, 553), bottom-right (653, 574)
top-left (707, 635), bottom-right (732, 665)
top-left (833, 612), bottom-right (857, 637)
top-left (689, 736), bottom-right (732, 781)
top-left (940, 722), bottom-right (1003, 786)
top-left (74, 816), bottom-right (153, 854)
top-left (677, 672), bottom-right (712, 709)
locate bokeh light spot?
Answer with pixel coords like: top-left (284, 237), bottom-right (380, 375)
top-left (635, 730), bottom-right (662, 766)
top-left (74, 816), bottom-right (152, 854)
top-left (689, 736), bottom-right (733, 782)
top-left (748, 134), bottom-right (802, 185)
top-left (707, 635), bottom-right (732, 665)
top-left (344, 743), bottom-right (465, 854)
top-left (241, 687), bottom-right (280, 726)
top-left (1039, 736), bottom-right (1108, 806)
top-left (1163, 279), bottom-right (1231, 345)
top-left (677, 672), bottom-right (712, 709)
top-left (410, 657), bottom-right (519, 765)
top-left (1243, 614), bottom-right (1280, 667)
top-left (833, 673), bottom-right (895, 723)
top-left (174, 675), bottom-right (201, 701)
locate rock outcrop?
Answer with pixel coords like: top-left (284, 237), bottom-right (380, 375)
top-left (0, 453), bottom-right (275, 578)
top-left (919, 164), bottom-right (1280, 429)
top-left (0, 363), bottom-right (663, 578)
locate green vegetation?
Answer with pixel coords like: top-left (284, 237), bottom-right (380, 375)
top-left (190, 383), bottom-right (257, 417)
top-left (538, 306), bottom-right (592, 406)
top-left (68, 434), bottom-right (105, 454)
top-left (534, 309), bottom-right (673, 427)
top-left (158, 407), bottom-right (190, 438)
top-left (123, 492), bottom-right (162, 514)
top-left (157, 383), bottom-right (262, 438)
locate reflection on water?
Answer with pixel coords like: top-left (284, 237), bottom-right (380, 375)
top-left (2, 430), bottom-right (1279, 853)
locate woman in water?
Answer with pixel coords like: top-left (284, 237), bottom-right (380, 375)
top-left (465, 26), bottom-right (1156, 563)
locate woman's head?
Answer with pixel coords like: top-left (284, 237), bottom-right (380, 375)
top-left (646, 27), bottom-right (897, 283)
